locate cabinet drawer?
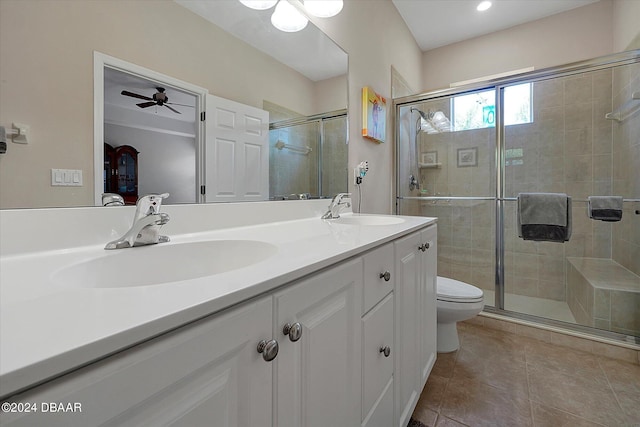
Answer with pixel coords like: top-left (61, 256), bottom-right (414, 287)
top-left (362, 293), bottom-right (394, 421)
top-left (363, 243), bottom-right (394, 314)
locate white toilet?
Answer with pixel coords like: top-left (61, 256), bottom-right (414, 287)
top-left (436, 276), bottom-right (484, 353)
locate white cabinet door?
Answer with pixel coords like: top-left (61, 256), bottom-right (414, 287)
top-left (394, 232), bottom-right (421, 427)
top-left (0, 298), bottom-right (274, 427)
top-left (274, 259), bottom-right (363, 427)
top-left (205, 93), bottom-right (269, 202)
top-left (419, 225), bottom-right (437, 388)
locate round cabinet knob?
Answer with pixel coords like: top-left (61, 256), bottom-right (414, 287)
top-left (419, 242), bottom-right (431, 252)
top-left (379, 271), bottom-right (391, 282)
top-left (282, 322), bottom-right (303, 342)
top-left (257, 339), bottom-right (279, 362)
top-left (379, 346), bottom-right (391, 357)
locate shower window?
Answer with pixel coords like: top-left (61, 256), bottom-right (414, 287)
top-left (452, 83), bottom-right (533, 131)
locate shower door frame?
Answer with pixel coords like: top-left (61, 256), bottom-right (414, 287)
top-left (394, 50), bottom-right (640, 344)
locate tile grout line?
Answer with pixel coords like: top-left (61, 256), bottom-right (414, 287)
top-left (524, 347), bottom-right (536, 426)
top-left (596, 356), bottom-right (629, 422)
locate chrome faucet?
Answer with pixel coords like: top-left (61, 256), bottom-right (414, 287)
top-left (322, 193), bottom-right (352, 219)
top-left (102, 193), bottom-right (124, 207)
top-left (105, 193), bottom-right (170, 250)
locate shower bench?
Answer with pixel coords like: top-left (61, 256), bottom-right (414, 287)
top-left (566, 257), bottom-right (640, 337)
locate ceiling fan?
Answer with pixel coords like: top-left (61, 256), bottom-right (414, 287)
top-left (120, 87), bottom-right (193, 114)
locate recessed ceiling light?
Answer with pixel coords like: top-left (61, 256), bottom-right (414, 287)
top-left (477, 1), bottom-right (492, 11)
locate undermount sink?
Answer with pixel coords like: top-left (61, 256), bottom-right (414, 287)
top-left (53, 240), bottom-right (277, 288)
top-left (332, 215), bottom-right (406, 226)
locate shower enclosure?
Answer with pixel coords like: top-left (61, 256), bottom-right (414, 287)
top-left (269, 110), bottom-right (348, 199)
top-left (395, 51), bottom-right (640, 344)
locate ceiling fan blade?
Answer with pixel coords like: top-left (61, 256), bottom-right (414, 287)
top-left (136, 101), bottom-right (157, 108)
top-left (166, 101), bottom-right (195, 108)
top-left (121, 90), bottom-right (154, 101)
top-left (164, 105), bottom-right (182, 114)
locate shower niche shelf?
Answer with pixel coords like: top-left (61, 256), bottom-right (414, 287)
top-left (605, 91), bottom-right (640, 122)
top-left (419, 162), bottom-right (442, 169)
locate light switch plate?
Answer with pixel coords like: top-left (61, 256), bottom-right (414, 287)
top-left (51, 169), bottom-right (83, 187)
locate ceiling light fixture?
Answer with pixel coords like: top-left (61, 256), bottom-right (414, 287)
top-left (476, 1), bottom-right (492, 12)
top-left (238, 0), bottom-right (342, 32)
top-left (271, 0), bottom-right (308, 32)
top-left (239, 0), bottom-right (278, 10)
top-left (303, 0), bottom-right (343, 18)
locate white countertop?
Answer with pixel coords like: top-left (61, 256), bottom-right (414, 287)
top-left (0, 207), bottom-right (435, 398)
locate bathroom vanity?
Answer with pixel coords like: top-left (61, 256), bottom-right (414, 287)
top-left (0, 200), bottom-right (437, 426)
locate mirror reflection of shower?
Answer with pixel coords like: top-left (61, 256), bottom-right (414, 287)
top-left (268, 110), bottom-right (348, 200)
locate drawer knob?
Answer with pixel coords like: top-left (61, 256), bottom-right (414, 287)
top-left (283, 322), bottom-right (303, 342)
top-left (379, 346), bottom-right (391, 357)
top-left (379, 271), bottom-right (391, 282)
top-left (257, 339), bottom-right (279, 362)
top-left (419, 242), bottom-right (430, 252)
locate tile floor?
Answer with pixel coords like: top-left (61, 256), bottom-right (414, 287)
top-left (412, 322), bottom-right (640, 427)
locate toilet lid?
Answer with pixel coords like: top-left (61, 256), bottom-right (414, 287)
top-left (437, 277), bottom-right (484, 302)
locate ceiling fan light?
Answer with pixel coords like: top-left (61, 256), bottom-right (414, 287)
top-left (304, 0), bottom-right (343, 18)
top-left (271, 1), bottom-right (308, 32)
top-left (239, 0), bottom-right (278, 10)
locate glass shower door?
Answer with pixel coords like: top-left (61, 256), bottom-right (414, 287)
top-left (501, 62), bottom-right (640, 338)
top-left (397, 91), bottom-right (497, 307)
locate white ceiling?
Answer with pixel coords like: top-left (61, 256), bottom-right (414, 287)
top-left (392, 0), bottom-right (600, 51)
top-left (104, 67), bottom-right (197, 123)
top-left (174, 0), bottom-right (348, 82)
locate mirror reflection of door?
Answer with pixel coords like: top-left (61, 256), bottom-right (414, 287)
top-left (103, 67), bottom-right (198, 204)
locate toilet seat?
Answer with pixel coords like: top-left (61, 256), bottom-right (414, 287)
top-left (437, 277), bottom-right (484, 303)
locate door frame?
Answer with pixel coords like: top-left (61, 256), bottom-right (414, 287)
top-left (93, 51), bottom-right (208, 206)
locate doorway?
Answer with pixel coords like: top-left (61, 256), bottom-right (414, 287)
top-left (93, 52), bottom-right (207, 206)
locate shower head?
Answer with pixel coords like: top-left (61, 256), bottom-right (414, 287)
top-left (411, 107), bottom-right (451, 133)
top-left (410, 107), bottom-right (429, 121)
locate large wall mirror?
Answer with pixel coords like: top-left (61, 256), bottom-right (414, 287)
top-left (0, 0), bottom-right (348, 209)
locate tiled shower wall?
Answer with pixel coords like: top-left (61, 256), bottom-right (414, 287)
top-left (612, 63), bottom-right (640, 276)
top-left (417, 65), bottom-right (638, 301)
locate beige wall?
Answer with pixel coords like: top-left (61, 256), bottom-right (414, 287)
top-left (309, 0), bottom-right (424, 214)
top-left (421, 1), bottom-right (615, 92)
top-left (0, 0), bottom-right (339, 209)
top-left (613, 0), bottom-right (640, 51)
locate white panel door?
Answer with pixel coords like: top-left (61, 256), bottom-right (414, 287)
top-left (274, 259), bottom-right (363, 427)
top-left (205, 94), bottom-right (269, 202)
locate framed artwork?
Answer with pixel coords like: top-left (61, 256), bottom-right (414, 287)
top-left (457, 147), bottom-right (478, 167)
top-left (421, 151), bottom-right (438, 165)
top-left (362, 86), bottom-right (386, 143)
